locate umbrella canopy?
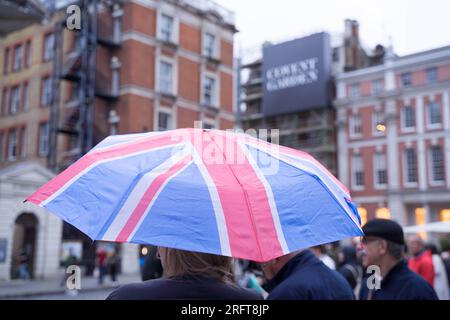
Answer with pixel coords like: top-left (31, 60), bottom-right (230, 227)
top-left (27, 128), bottom-right (363, 262)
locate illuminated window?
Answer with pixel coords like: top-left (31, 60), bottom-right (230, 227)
top-left (376, 207), bottom-right (391, 219)
top-left (358, 208), bottom-right (367, 226)
top-left (415, 208), bottom-right (427, 240)
top-left (440, 210), bottom-right (450, 222)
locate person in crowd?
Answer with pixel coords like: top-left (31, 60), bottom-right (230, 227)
top-left (107, 250), bottom-right (120, 283)
top-left (442, 250), bottom-right (450, 298)
top-left (407, 234), bottom-right (435, 286)
top-left (337, 245), bottom-right (363, 295)
top-left (359, 219), bottom-right (437, 300)
top-left (260, 249), bottom-right (354, 300)
top-left (425, 243), bottom-right (449, 300)
top-left (17, 250), bottom-right (30, 280)
top-left (96, 248), bottom-right (108, 285)
top-left (141, 246), bottom-right (163, 281)
top-left (60, 248), bottom-right (78, 287)
top-left (311, 245), bottom-right (336, 270)
top-left (235, 260), bottom-right (268, 298)
top-left (107, 247), bottom-right (262, 300)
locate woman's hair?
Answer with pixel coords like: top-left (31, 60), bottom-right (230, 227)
top-left (158, 247), bottom-right (234, 283)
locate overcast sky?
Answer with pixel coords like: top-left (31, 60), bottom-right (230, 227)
top-left (218, 0), bottom-right (450, 57)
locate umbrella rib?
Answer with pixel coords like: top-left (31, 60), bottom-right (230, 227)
top-left (207, 131), bottom-right (265, 261)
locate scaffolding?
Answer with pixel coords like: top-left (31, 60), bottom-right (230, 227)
top-left (48, 0), bottom-right (122, 172)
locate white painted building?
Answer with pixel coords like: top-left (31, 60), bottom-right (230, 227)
top-left (0, 161), bottom-right (62, 281)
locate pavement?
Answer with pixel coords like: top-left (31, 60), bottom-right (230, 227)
top-left (0, 271), bottom-right (141, 300)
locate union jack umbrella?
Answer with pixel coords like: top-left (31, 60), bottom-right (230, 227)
top-left (26, 128), bottom-right (363, 262)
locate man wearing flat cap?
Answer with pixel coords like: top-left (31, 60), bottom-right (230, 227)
top-left (359, 219), bottom-right (438, 300)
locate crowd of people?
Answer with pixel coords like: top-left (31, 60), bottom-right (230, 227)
top-left (107, 219), bottom-right (450, 300)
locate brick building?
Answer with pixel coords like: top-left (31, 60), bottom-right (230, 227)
top-left (334, 45), bottom-right (450, 229)
top-left (0, 0), bottom-right (236, 170)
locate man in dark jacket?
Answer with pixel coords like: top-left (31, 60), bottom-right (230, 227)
top-left (359, 219), bottom-right (438, 300)
top-left (261, 249), bottom-right (355, 300)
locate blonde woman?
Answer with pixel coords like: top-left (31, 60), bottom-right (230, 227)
top-left (107, 247), bottom-right (262, 300)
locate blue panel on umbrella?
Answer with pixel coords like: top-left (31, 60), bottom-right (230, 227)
top-left (244, 144), bottom-right (362, 251)
top-left (130, 162), bottom-right (222, 255)
top-left (45, 145), bottom-right (182, 239)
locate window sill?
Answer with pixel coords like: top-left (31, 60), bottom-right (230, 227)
top-left (158, 39), bottom-right (179, 50)
top-left (400, 127), bottom-right (416, 133)
top-left (158, 91), bottom-right (177, 101)
top-left (201, 103), bottom-right (220, 111)
top-left (203, 55), bottom-right (221, 65)
top-left (426, 123), bottom-right (442, 130)
top-left (429, 180), bottom-right (445, 187)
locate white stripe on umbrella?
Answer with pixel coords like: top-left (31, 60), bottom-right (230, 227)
top-left (246, 141), bottom-right (362, 231)
top-left (102, 145), bottom-right (192, 241)
top-left (40, 143), bottom-right (185, 207)
top-left (190, 144), bottom-right (232, 257)
top-left (238, 141), bottom-right (290, 255)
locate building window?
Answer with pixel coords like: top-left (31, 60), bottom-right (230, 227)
top-left (22, 82), bottom-right (29, 111)
top-left (426, 67), bottom-right (437, 84)
top-left (430, 146), bottom-right (444, 182)
top-left (41, 77), bottom-right (52, 107)
top-left (25, 40), bottom-right (31, 68)
top-left (376, 208), bottom-right (391, 219)
top-left (350, 114), bottom-right (362, 137)
top-left (372, 111), bottom-right (385, 134)
top-left (405, 148), bottom-right (418, 184)
top-left (3, 47), bottom-right (10, 74)
top-left (358, 208), bottom-right (367, 226)
top-left (160, 13), bottom-right (174, 43)
top-left (350, 83), bottom-right (360, 98)
top-left (38, 122), bottom-right (49, 157)
top-left (374, 152), bottom-right (388, 187)
top-left (157, 111), bottom-right (172, 131)
top-left (440, 210), bottom-right (450, 222)
top-left (43, 33), bottom-right (54, 62)
top-left (159, 61), bottom-right (173, 94)
top-left (401, 72), bottom-right (412, 87)
top-left (203, 32), bottom-right (216, 58)
top-left (352, 154), bottom-right (364, 188)
top-left (13, 45), bottom-right (23, 72)
top-left (1, 88), bottom-right (8, 116)
top-left (402, 106), bottom-right (415, 129)
top-left (372, 79), bottom-right (383, 95)
top-left (203, 75), bottom-right (217, 107)
top-left (7, 129), bottom-right (17, 161)
top-left (427, 101), bottom-right (441, 126)
top-left (10, 86), bottom-right (20, 115)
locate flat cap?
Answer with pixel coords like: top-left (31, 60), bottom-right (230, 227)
top-left (362, 219), bottom-right (405, 245)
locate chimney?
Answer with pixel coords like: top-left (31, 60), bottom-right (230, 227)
top-left (344, 19), bottom-right (360, 71)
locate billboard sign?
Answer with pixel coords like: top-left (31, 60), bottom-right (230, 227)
top-left (262, 32), bottom-right (332, 116)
